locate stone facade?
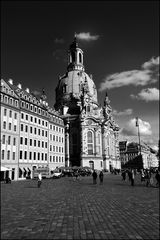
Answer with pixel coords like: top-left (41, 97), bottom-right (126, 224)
top-left (0, 79), bottom-right (65, 180)
top-left (54, 36), bottom-right (120, 171)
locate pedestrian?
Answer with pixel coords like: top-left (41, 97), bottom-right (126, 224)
top-left (155, 170), bottom-right (160, 187)
top-left (128, 169), bottom-right (132, 182)
top-left (131, 169), bottom-right (135, 186)
top-left (121, 170), bottom-right (126, 181)
top-left (37, 172), bottom-right (42, 188)
top-left (92, 170), bottom-right (97, 184)
top-left (141, 169), bottom-right (145, 182)
top-left (99, 170), bottom-right (104, 184)
top-left (145, 169), bottom-right (151, 187)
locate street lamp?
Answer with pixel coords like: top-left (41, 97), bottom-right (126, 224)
top-left (135, 117), bottom-right (141, 155)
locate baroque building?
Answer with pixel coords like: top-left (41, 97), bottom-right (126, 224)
top-left (0, 79), bottom-right (65, 181)
top-left (54, 36), bottom-right (120, 171)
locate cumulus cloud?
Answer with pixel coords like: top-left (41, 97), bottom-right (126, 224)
top-left (99, 56), bottom-right (159, 91)
top-left (120, 118), bottom-right (152, 136)
top-left (130, 88), bottom-right (159, 101)
top-left (113, 108), bottom-right (133, 116)
top-left (54, 38), bottom-right (65, 44)
top-left (76, 32), bottom-right (99, 41)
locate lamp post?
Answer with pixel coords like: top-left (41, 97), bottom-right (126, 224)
top-left (136, 117), bottom-right (141, 156)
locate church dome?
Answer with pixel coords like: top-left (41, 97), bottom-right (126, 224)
top-left (54, 35), bottom-right (98, 112)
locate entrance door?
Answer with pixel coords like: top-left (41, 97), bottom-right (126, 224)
top-left (89, 161), bottom-right (94, 170)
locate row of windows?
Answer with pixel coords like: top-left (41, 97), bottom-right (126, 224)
top-left (1, 94), bottom-right (19, 107)
top-left (50, 134), bottom-right (64, 143)
top-left (21, 124), bottom-right (48, 137)
top-left (20, 138), bottom-right (48, 148)
top-left (3, 122), bottom-right (17, 131)
top-left (21, 113), bottom-right (48, 126)
top-left (2, 135), bottom-right (16, 145)
top-left (50, 145), bottom-right (64, 153)
top-left (1, 150), bottom-right (16, 160)
top-left (50, 124), bottom-right (64, 133)
top-left (20, 151), bottom-right (47, 161)
top-left (4, 109), bottom-right (17, 119)
top-left (50, 155), bottom-right (64, 163)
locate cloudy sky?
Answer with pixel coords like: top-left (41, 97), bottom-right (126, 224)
top-left (1, 1), bottom-right (159, 149)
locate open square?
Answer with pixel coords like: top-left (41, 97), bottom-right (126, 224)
top-left (1, 174), bottom-right (159, 239)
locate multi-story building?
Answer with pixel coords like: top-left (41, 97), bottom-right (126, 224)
top-left (1, 79), bottom-right (65, 180)
top-left (119, 141), bottom-right (158, 169)
top-left (54, 36), bottom-right (120, 171)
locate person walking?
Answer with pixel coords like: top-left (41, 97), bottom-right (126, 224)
top-left (99, 170), bottom-right (104, 184)
top-left (92, 170), bottom-right (97, 184)
top-left (37, 172), bottom-right (42, 188)
top-left (121, 170), bottom-right (126, 181)
top-left (131, 169), bottom-right (135, 186)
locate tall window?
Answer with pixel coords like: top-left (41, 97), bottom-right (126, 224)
top-left (2, 135), bottom-right (5, 144)
top-left (3, 121), bottom-right (6, 129)
top-left (87, 131), bottom-right (94, 155)
top-left (13, 138), bottom-right (16, 145)
top-left (9, 110), bottom-right (12, 118)
top-left (79, 53), bottom-right (82, 63)
top-left (4, 109), bottom-right (7, 116)
top-left (7, 150), bottom-right (10, 160)
top-left (13, 152), bottom-right (15, 160)
top-left (2, 150), bottom-right (5, 160)
top-left (8, 136), bottom-right (11, 145)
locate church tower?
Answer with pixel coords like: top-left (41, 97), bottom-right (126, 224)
top-left (54, 36), bottom-right (120, 170)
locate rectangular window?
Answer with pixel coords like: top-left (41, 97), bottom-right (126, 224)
top-left (3, 122), bottom-right (6, 129)
top-left (30, 116), bottom-right (33, 122)
top-left (50, 156), bottom-right (52, 162)
top-left (25, 138), bottom-right (27, 145)
top-left (50, 134), bottom-right (52, 141)
top-left (34, 117), bottom-right (37, 123)
top-left (38, 141), bottom-right (40, 147)
top-left (25, 125), bottom-right (28, 132)
top-left (9, 110), bottom-right (12, 118)
top-left (30, 139), bottom-right (32, 146)
top-left (20, 151), bottom-right (23, 159)
top-left (50, 145), bottom-right (52, 151)
top-left (8, 136), bottom-right (11, 144)
top-left (30, 126), bottom-right (32, 133)
top-left (7, 150), bottom-right (10, 160)
top-left (2, 135), bottom-right (5, 144)
top-left (34, 128), bottom-right (37, 134)
top-left (42, 142), bottom-right (44, 148)
top-left (34, 140), bottom-right (36, 147)
top-left (38, 152), bottom-right (40, 160)
top-left (24, 151), bottom-right (27, 160)
top-left (45, 154), bottom-right (47, 161)
top-left (20, 137), bottom-right (23, 144)
top-left (45, 131), bottom-right (47, 137)
top-left (53, 146), bottom-right (55, 152)
top-left (50, 124), bottom-right (52, 130)
top-left (42, 130), bottom-right (44, 136)
top-left (38, 119), bottom-right (41, 124)
top-left (41, 153), bottom-right (44, 160)
top-left (2, 150), bottom-right (5, 160)
top-left (38, 129), bottom-right (40, 135)
top-left (42, 120), bottom-right (44, 126)
top-left (21, 124), bottom-right (23, 131)
top-left (45, 142), bottom-right (47, 148)
top-left (4, 109), bottom-right (7, 116)
top-left (21, 113), bottom-right (24, 119)
top-left (14, 125), bottom-right (17, 131)
top-left (13, 138), bottom-right (16, 145)
top-left (53, 156), bottom-right (55, 162)
top-left (9, 123), bottom-right (12, 130)
top-left (13, 152), bottom-right (15, 160)
top-left (34, 152), bottom-right (36, 160)
top-left (26, 115), bottom-right (28, 120)
top-left (29, 152), bottom-right (32, 160)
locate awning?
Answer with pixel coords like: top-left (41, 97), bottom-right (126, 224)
top-left (1, 166), bottom-right (12, 172)
top-left (27, 168), bottom-right (31, 172)
top-left (19, 167), bottom-right (23, 172)
top-left (23, 168), bottom-right (27, 172)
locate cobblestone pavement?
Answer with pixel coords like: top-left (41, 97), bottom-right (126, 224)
top-left (1, 173), bottom-right (159, 239)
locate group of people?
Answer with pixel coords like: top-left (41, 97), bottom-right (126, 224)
top-left (92, 170), bottom-right (104, 184)
top-left (121, 168), bottom-right (160, 187)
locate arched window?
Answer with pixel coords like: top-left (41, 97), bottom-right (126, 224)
top-left (79, 53), bottom-right (82, 63)
top-left (87, 131), bottom-right (94, 155)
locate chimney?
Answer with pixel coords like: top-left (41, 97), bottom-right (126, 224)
top-left (25, 88), bottom-right (30, 93)
top-left (17, 83), bottom-right (22, 89)
top-left (8, 79), bottom-right (13, 85)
